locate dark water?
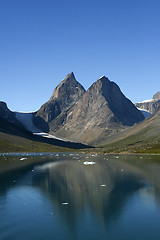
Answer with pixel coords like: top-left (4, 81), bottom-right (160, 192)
top-left (0, 153), bottom-right (160, 240)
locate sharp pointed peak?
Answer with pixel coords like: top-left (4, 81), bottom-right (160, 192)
top-left (62, 72), bottom-right (75, 81)
top-left (97, 75), bottom-right (110, 81)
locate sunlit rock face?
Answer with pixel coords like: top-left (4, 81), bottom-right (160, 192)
top-left (153, 91), bottom-right (160, 101)
top-left (33, 72), bottom-right (86, 132)
top-left (34, 73), bottom-right (144, 144)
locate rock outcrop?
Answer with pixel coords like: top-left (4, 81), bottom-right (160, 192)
top-left (135, 91), bottom-right (160, 114)
top-left (153, 91), bottom-right (160, 100)
top-left (0, 101), bottom-right (24, 128)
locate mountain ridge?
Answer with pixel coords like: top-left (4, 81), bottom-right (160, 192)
top-left (135, 91), bottom-right (160, 114)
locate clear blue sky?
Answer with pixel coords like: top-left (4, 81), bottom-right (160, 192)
top-left (0, 0), bottom-right (160, 112)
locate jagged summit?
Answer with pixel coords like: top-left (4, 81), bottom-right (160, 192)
top-left (49, 72), bottom-right (85, 101)
top-left (153, 91), bottom-right (160, 100)
top-left (34, 73), bottom-right (86, 131)
top-left (90, 75), bottom-right (121, 95)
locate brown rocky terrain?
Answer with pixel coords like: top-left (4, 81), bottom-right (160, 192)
top-left (33, 72), bottom-right (86, 132)
top-left (34, 73), bottom-right (144, 144)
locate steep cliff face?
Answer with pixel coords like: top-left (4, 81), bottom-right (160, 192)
top-left (43, 75), bottom-right (144, 144)
top-left (34, 72), bottom-right (86, 132)
top-left (0, 101), bottom-right (24, 128)
top-left (153, 91), bottom-right (160, 100)
top-left (135, 91), bottom-right (160, 114)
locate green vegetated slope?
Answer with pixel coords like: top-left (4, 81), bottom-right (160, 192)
top-left (0, 131), bottom-right (72, 153)
top-left (98, 108), bottom-right (160, 154)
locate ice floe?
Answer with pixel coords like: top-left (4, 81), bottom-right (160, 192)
top-left (83, 161), bottom-right (95, 165)
top-left (20, 157), bottom-right (27, 161)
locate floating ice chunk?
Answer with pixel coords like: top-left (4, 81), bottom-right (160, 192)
top-left (55, 154), bottom-right (59, 157)
top-left (20, 157), bottom-right (27, 161)
top-left (121, 169), bottom-right (124, 172)
top-left (100, 184), bottom-right (106, 187)
top-left (62, 202), bottom-right (69, 205)
top-left (83, 161), bottom-right (95, 165)
top-left (115, 156), bottom-right (119, 158)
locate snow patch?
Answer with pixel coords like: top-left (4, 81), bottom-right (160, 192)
top-left (98, 75), bottom-right (105, 80)
top-left (34, 132), bottom-right (64, 141)
top-left (139, 99), bottom-right (155, 103)
top-left (15, 111), bottom-right (66, 141)
top-left (15, 112), bottom-right (40, 133)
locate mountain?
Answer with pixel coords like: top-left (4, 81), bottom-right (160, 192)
top-left (34, 72), bottom-right (86, 132)
top-left (34, 74), bottom-right (144, 144)
top-left (135, 91), bottom-right (160, 114)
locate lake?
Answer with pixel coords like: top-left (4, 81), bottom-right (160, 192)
top-left (0, 153), bottom-right (160, 240)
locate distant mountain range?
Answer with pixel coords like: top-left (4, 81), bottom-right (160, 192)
top-left (0, 72), bottom-right (159, 152)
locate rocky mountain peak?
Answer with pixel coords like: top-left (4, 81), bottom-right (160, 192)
top-left (153, 91), bottom-right (160, 100)
top-left (34, 73), bottom-right (86, 130)
top-left (49, 72), bottom-right (85, 101)
top-left (83, 76), bottom-right (144, 127)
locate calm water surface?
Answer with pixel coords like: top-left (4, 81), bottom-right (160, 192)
top-left (0, 153), bottom-right (160, 240)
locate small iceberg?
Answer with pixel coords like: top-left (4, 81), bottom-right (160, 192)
top-left (62, 202), bottom-right (69, 205)
top-left (83, 161), bottom-right (95, 165)
top-left (100, 184), bottom-right (106, 187)
top-left (20, 157), bottom-right (27, 161)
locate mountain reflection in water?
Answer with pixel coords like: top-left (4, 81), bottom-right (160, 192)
top-left (32, 158), bottom-right (146, 227)
top-left (1, 153), bottom-right (160, 240)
